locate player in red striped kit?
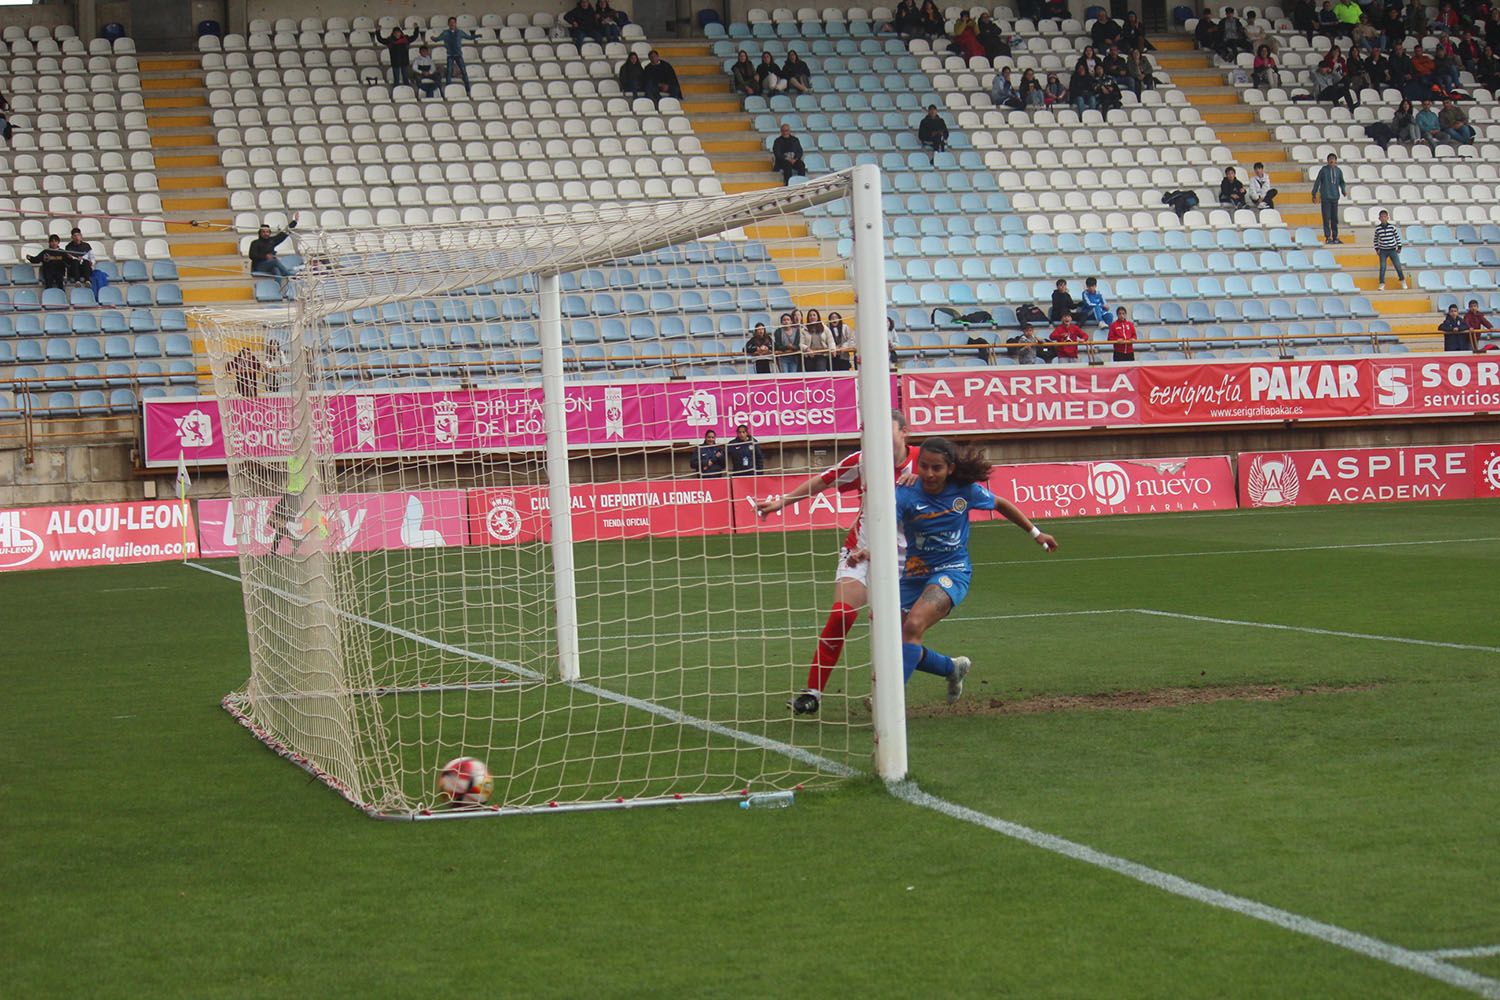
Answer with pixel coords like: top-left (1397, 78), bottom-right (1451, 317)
top-left (752, 411), bottom-right (919, 715)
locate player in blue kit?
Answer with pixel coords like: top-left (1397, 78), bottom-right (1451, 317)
top-left (893, 438), bottom-right (1057, 703)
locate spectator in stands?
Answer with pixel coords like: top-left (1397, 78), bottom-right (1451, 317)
top-left (1317, 1), bottom-right (1340, 37)
top-left (1121, 12), bottom-right (1153, 51)
top-left (643, 49), bottom-right (683, 102)
top-left (1311, 49), bottom-right (1357, 109)
top-left (780, 50), bottom-right (812, 93)
top-left (949, 10), bottom-right (985, 61)
top-left (1080, 276), bottom-right (1110, 328)
top-left (229, 347), bottom-right (264, 398)
top-left (1127, 47), bottom-right (1158, 90)
top-left (746, 321), bottom-right (774, 374)
top-left (1194, 7), bottom-right (1221, 51)
top-left (1391, 98), bottom-right (1421, 144)
top-left (1093, 65), bottom-right (1123, 111)
top-left (1218, 7), bottom-right (1251, 58)
top-left (731, 50), bottom-right (759, 95)
top-left (1049, 278), bottom-right (1078, 323)
top-left (977, 13), bottom-right (1011, 59)
top-left (803, 309), bottom-right (834, 371)
top-left (1219, 166), bottom-right (1247, 208)
top-left (1043, 72), bottom-right (1068, 106)
top-left (991, 66), bottom-right (1025, 109)
top-left (1068, 61), bottom-right (1096, 113)
top-left (411, 46), bottom-right (442, 98)
top-left (63, 228), bottom-right (93, 284)
top-left (1439, 304), bottom-right (1473, 351)
top-left (888, 0), bottom-right (921, 36)
top-left (1487, 10), bottom-right (1500, 50)
top-left (774, 312), bottom-right (802, 371)
top-left (726, 424), bottom-right (765, 475)
top-left (376, 24), bottom-right (416, 89)
top-left (1040, 0), bottom-right (1069, 24)
top-left (1409, 46), bottom-right (1438, 94)
top-left (564, 0), bottom-right (606, 49)
top-left (263, 338), bottom-right (287, 393)
top-left (1075, 44), bottom-right (1101, 75)
top-left (248, 215), bottom-right (300, 297)
top-left (1006, 325), bottom-right (1046, 364)
top-left (1475, 44), bottom-right (1500, 90)
top-left (1366, 47), bottom-right (1391, 88)
top-left (1253, 44), bottom-right (1280, 87)
top-left (27, 235), bottom-right (70, 290)
top-left (1457, 30), bottom-right (1484, 71)
top-left (1438, 99), bottom-right (1476, 143)
top-left (1351, 14), bottom-right (1382, 51)
top-left (1372, 209), bottom-right (1409, 289)
top-left (1387, 42), bottom-right (1416, 92)
top-left (1292, 0), bottom-right (1318, 39)
top-left (1383, 6), bottom-right (1408, 51)
top-left (1103, 44), bottom-right (1135, 95)
top-left (1333, 0), bottom-right (1362, 35)
top-left (1244, 10), bottom-right (1276, 53)
top-left (918, 105), bottom-right (950, 158)
top-left (1246, 161), bottom-right (1277, 209)
top-left (1019, 67), bottom-right (1046, 106)
top-left (1416, 99), bottom-right (1442, 146)
top-left (827, 311), bottom-right (854, 370)
top-left (757, 51), bottom-right (787, 92)
top-left (617, 51), bottom-right (647, 97)
top-left (1091, 9), bottom-right (1122, 49)
top-left (1108, 307), bottom-right (1137, 362)
top-left (771, 122), bottom-right (807, 185)
top-left (689, 430), bottom-right (726, 476)
top-left (1049, 315), bottom-right (1087, 361)
top-left (1432, 1), bottom-right (1460, 36)
top-left (918, 0), bottom-right (945, 39)
top-left (1433, 35), bottom-right (1463, 90)
top-left (1344, 47), bottom-right (1372, 94)
top-left (1311, 153), bottom-right (1348, 244)
top-left (1464, 299), bottom-right (1496, 340)
top-left (0, 91), bottom-right (12, 143)
top-left (597, 1), bottom-right (628, 41)
top-left (430, 17), bottom-right (477, 93)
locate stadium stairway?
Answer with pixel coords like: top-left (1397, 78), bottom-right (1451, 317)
top-left (671, 40), bottom-right (851, 312)
top-left (1174, 34), bottom-right (1439, 346)
top-left (139, 55), bottom-right (252, 309)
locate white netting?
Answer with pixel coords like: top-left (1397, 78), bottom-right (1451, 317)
top-left (202, 171), bottom-right (896, 817)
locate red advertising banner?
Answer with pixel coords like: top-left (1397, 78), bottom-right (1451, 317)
top-left (466, 478), bottom-right (735, 546)
top-left (726, 473), bottom-right (863, 535)
top-left (905, 368), bottom-right (1141, 434)
top-left (1238, 444), bottom-right (1500, 508)
top-left (986, 456), bottom-right (1238, 520)
top-left (0, 500), bottom-right (198, 572)
top-left (905, 356), bottom-right (1499, 435)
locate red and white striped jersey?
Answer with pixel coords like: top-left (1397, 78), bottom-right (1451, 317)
top-left (818, 444), bottom-right (921, 551)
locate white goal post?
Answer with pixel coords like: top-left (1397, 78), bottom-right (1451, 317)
top-left (199, 164), bottom-right (905, 819)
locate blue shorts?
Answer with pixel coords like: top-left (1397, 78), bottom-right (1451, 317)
top-left (900, 569), bottom-right (972, 613)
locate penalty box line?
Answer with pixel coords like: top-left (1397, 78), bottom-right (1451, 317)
top-left (188, 561), bottom-right (1497, 995)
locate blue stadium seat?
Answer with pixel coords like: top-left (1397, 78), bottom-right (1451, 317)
top-left (126, 284), bottom-right (154, 307)
top-left (160, 310), bottom-right (187, 332)
top-left (109, 387), bottom-right (137, 413)
top-left (69, 288), bottom-right (97, 309)
top-left (151, 261), bottom-right (179, 281)
top-left (163, 334), bottom-right (193, 357)
top-left (121, 260), bottom-right (149, 282)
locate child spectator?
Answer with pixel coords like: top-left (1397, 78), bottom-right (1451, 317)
top-left (745, 322), bottom-right (774, 374)
top-left (27, 235), bottom-right (71, 290)
top-left (1372, 209), bottom-right (1408, 290)
top-left (990, 66), bottom-right (1024, 109)
top-left (1049, 316), bottom-right (1088, 361)
top-left (1049, 278), bottom-right (1077, 323)
top-left (1219, 166), bottom-right (1247, 208)
top-left (1246, 162), bottom-right (1277, 209)
top-left (375, 25), bottom-right (416, 89)
top-left (1464, 299), bottom-right (1495, 339)
top-left (1439, 304), bottom-right (1473, 351)
top-left (1019, 68), bottom-right (1046, 107)
top-left (63, 228), bottom-right (94, 283)
top-left (1108, 306), bottom-right (1137, 362)
top-left (429, 17), bottom-right (477, 93)
top-left (1080, 276), bottom-right (1110, 328)
top-left (1042, 72), bottom-right (1068, 106)
top-left (411, 46), bottom-right (442, 98)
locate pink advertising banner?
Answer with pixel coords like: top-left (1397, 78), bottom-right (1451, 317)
top-left (466, 478), bottom-right (736, 546)
top-left (904, 368), bottom-right (1142, 434)
top-left (195, 490), bottom-right (469, 557)
top-left (141, 375), bottom-right (864, 468)
top-left (726, 473), bottom-right (864, 535)
top-left (1238, 444), bottom-right (1500, 508)
top-left (986, 456), bottom-right (1238, 520)
top-left (0, 500), bottom-right (198, 572)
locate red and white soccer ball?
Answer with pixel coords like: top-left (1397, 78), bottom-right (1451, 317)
top-left (437, 756), bottom-right (493, 805)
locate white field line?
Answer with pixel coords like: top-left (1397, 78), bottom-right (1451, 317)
top-left (1427, 946), bottom-right (1500, 960)
top-left (187, 563), bottom-right (1500, 997)
top-left (888, 781), bottom-right (1500, 999)
top-left (1132, 609), bottom-right (1500, 656)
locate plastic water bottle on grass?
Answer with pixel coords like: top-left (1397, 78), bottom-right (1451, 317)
top-left (739, 790), bottom-right (795, 809)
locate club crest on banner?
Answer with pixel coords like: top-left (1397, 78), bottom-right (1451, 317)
top-left (485, 495), bottom-right (523, 543)
top-left (175, 408), bottom-right (214, 449)
top-left (432, 398), bottom-right (460, 444)
top-left (682, 388), bottom-right (719, 428)
top-left (355, 395), bottom-right (376, 449)
top-left (1246, 454), bottom-right (1300, 507)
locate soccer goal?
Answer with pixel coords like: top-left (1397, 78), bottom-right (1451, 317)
top-left (197, 166), bottom-right (908, 819)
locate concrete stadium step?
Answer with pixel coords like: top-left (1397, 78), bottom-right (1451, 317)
top-left (700, 137), bottom-right (764, 153)
top-left (143, 94), bottom-right (209, 109)
top-left (138, 57), bottom-right (202, 71)
top-left (154, 154), bottom-right (221, 170)
top-left (141, 75), bottom-right (204, 90)
top-left (1371, 296), bottom-right (1434, 315)
top-left (722, 177), bottom-right (784, 193)
top-left (1154, 36), bottom-right (1197, 51)
top-left (681, 98), bottom-right (743, 114)
top-left (182, 285), bottom-right (255, 303)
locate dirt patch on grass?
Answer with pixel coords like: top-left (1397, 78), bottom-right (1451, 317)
top-left (912, 683), bottom-right (1377, 719)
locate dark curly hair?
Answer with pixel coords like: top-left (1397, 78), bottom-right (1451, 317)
top-left (919, 437), bottom-right (991, 487)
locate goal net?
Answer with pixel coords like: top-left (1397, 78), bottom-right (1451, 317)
top-left (199, 167), bottom-right (907, 819)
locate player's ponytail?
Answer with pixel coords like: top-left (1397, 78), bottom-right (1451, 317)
top-left (919, 437), bottom-right (992, 486)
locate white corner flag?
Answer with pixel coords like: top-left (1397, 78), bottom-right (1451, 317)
top-left (175, 451), bottom-right (192, 560)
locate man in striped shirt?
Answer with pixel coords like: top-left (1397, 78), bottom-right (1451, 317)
top-left (1373, 210), bottom-right (1408, 290)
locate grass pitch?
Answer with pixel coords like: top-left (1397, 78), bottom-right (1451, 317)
top-left (3, 500), bottom-right (1498, 997)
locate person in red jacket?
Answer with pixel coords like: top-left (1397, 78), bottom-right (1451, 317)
top-left (1050, 316), bottom-right (1087, 361)
top-left (1108, 306), bottom-right (1137, 362)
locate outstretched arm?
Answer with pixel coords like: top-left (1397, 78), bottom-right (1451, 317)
top-left (753, 471), bottom-right (830, 516)
top-left (993, 496), bottom-right (1058, 552)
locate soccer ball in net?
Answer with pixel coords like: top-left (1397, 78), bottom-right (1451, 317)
top-left (437, 757), bottom-right (493, 805)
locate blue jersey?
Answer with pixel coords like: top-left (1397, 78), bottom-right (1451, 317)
top-left (894, 481), bottom-right (998, 578)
